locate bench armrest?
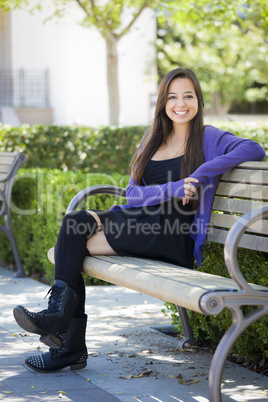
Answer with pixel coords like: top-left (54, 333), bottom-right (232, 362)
top-left (224, 205), bottom-right (268, 293)
top-left (66, 185), bottom-right (127, 214)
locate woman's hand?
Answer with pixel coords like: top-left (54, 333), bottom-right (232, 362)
top-left (182, 177), bottom-right (199, 205)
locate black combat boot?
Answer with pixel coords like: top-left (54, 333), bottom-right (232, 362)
top-left (13, 280), bottom-right (79, 349)
top-left (25, 315), bottom-right (88, 372)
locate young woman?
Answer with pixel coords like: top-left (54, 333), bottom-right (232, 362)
top-left (13, 68), bottom-right (265, 372)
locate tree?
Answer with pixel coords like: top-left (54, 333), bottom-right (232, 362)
top-left (0, 0), bottom-right (161, 125)
top-left (157, 2), bottom-right (268, 117)
top-left (1, 0), bottom-right (267, 122)
top-left (67, 0), bottom-right (161, 125)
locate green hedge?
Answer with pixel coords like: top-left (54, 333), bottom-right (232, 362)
top-left (0, 122), bottom-right (267, 175)
top-left (0, 125), bottom-right (147, 174)
top-left (0, 169), bottom-right (129, 284)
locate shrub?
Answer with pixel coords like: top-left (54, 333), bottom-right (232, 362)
top-left (0, 122), bottom-right (267, 176)
top-left (0, 125), bottom-right (147, 174)
top-left (0, 168), bottom-right (129, 284)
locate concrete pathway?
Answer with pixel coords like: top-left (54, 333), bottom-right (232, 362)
top-left (0, 266), bottom-right (267, 402)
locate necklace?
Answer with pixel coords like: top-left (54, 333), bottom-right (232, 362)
top-left (170, 138), bottom-right (181, 156)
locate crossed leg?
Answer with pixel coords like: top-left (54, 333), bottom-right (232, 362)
top-left (86, 210), bottom-right (117, 255)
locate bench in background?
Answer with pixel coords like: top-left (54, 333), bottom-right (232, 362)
top-left (0, 152), bottom-right (27, 277)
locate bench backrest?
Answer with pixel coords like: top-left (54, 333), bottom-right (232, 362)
top-left (0, 152), bottom-right (27, 197)
top-left (0, 152), bottom-right (19, 191)
top-left (208, 161), bottom-right (268, 253)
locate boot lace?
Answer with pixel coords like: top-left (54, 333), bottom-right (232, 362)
top-left (44, 284), bottom-right (65, 313)
top-left (50, 345), bottom-right (63, 358)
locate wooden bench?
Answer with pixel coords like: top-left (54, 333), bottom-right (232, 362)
top-left (0, 152), bottom-right (27, 277)
top-left (48, 161), bottom-right (268, 402)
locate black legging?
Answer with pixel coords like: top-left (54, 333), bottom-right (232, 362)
top-left (54, 211), bottom-right (98, 318)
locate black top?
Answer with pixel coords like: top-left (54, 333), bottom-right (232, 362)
top-left (143, 155), bottom-right (182, 184)
top-left (95, 156), bottom-right (195, 269)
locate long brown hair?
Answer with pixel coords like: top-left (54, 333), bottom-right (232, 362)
top-left (131, 68), bottom-right (205, 184)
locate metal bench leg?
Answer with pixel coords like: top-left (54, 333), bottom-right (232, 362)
top-left (176, 306), bottom-right (196, 347)
top-left (209, 305), bottom-right (268, 402)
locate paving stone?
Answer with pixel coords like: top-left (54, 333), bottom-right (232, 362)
top-left (1, 266), bottom-right (268, 402)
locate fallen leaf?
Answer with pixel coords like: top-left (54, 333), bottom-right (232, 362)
top-left (58, 391), bottom-right (66, 394)
top-left (30, 386), bottom-right (35, 388)
top-left (133, 369), bottom-right (157, 379)
top-left (119, 374), bottom-right (133, 380)
top-left (87, 379), bottom-right (91, 382)
top-left (179, 379), bottom-right (189, 385)
top-left (179, 378), bottom-right (199, 385)
top-left (189, 379), bottom-right (199, 384)
top-left (169, 373), bottom-right (183, 379)
top-left (104, 374), bottom-right (108, 377)
top-left (2, 391), bottom-right (14, 394)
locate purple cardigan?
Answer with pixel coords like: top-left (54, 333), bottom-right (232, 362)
top-left (110, 125), bottom-right (266, 266)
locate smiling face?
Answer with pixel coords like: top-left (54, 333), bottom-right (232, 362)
top-left (165, 77), bottom-right (198, 130)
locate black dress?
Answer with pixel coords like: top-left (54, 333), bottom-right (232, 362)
top-left (94, 155), bottom-right (195, 269)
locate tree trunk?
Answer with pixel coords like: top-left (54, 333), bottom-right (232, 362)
top-left (210, 92), bottom-right (231, 119)
top-left (106, 33), bottom-right (120, 125)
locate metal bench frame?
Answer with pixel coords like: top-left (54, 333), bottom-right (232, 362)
top-left (48, 161), bottom-right (268, 402)
top-left (0, 152), bottom-right (27, 277)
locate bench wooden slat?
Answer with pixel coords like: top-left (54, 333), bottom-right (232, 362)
top-left (83, 255), bottom-right (267, 293)
top-left (209, 212), bottom-right (268, 234)
top-left (0, 153), bottom-right (18, 178)
top-left (216, 182), bottom-right (268, 200)
top-left (207, 228), bottom-right (268, 252)
top-left (236, 161), bottom-right (268, 170)
top-left (221, 169), bottom-right (268, 184)
top-left (212, 198), bottom-right (268, 214)
top-left (82, 258), bottom-right (227, 313)
top-left (0, 154), bottom-right (17, 164)
top-left (0, 152), bottom-right (18, 156)
top-left (0, 157), bottom-right (17, 165)
top-left (47, 249), bottom-right (267, 314)
top-left (0, 164), bottom-right (15, 174)
top-left (0, 173), bottom-right (8, 180)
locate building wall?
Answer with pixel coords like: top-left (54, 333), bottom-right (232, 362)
top-left (0, 13), bottom-right (11, 69)
top-left (8, 2), bottom-right (157, 126)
